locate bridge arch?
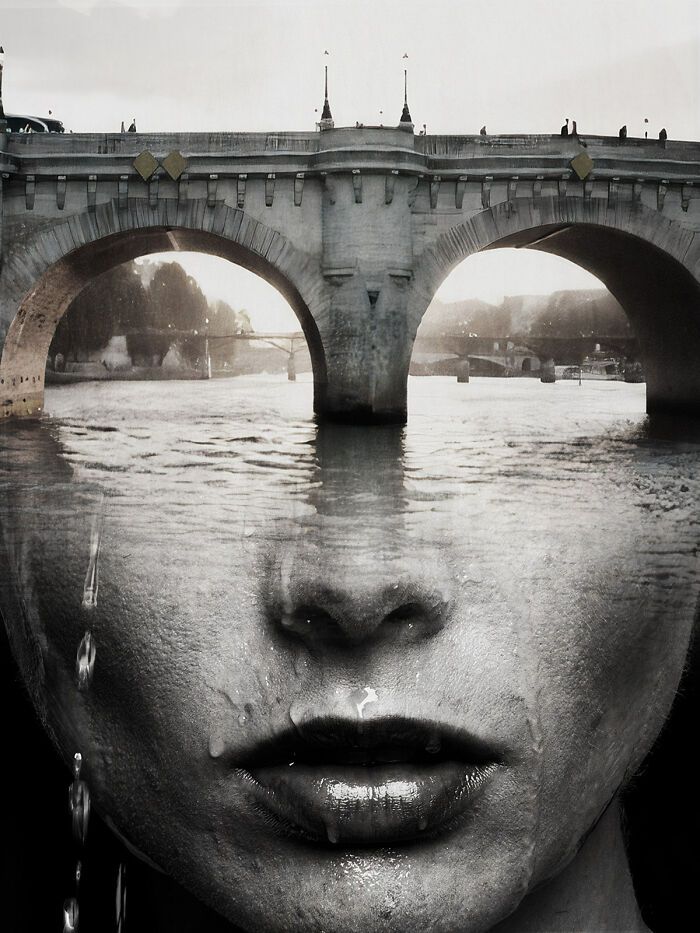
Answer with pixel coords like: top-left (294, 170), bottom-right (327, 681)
top-left (0, 199), bottom-right (328, 418)
top-left (411, 198), bottom-right (700, 416)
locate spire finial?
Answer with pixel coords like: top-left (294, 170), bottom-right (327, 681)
top-left (319, 53), bottom-right (334, 129)
top-left (0, 45), bottom-right (6, 122)
top-left (399, 55), bottom-right (413, 129)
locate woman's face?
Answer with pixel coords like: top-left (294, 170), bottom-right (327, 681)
top-left (1, 396), bottom-right (698, 933)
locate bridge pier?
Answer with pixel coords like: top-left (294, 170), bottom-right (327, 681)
top-left (318, 270), bottom-right (414, 423)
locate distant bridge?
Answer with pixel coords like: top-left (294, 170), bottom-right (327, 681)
top-left (2, 120), bottom-right (700, 421)
top-left (415, 334), bottom-right (640, 365)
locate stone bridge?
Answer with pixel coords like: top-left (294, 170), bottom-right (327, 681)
top-left (2, 122), bottom-right (700, 422)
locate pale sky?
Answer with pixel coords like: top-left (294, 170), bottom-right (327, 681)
top-left (1, 0), bottom-right (696, 328)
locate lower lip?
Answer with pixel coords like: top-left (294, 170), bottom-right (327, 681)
top-left (241, 761), bottom-right (496, 845)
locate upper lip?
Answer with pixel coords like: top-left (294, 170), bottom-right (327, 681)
top-left (232, 715), bottom-right (504, 770)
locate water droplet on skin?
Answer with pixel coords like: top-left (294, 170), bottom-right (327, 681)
top-left (76, 631), bottom-right (96, 691)
top-left (292, 647), bottom-right (311, 679)
top-left (288, 703), bottom-right (303, 728)
top-left (209, 735), bottom-right (225, 759)
top-left (63, 896), bottom-right (79, 932)
top-left (353, 687), bottom-right (379, 719)
top-left (116, 862), bottom-right (127, 933)
top-left (238, 714), bottom-right (247, 725)
top-left (82, 502), bottom-right (104, 610)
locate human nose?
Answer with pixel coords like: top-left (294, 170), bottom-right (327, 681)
top-left (267, 542), bottom-right (453, 650)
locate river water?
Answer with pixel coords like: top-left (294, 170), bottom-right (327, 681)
top-left (3, 373), bottom-right (700, 662)
top-left (2, 373), bottom-right (700, 931)
top-left (2, 375), bottom-right (700, 605)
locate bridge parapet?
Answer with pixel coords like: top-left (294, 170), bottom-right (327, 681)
top-left (4, 129), bottom-right (700, 181)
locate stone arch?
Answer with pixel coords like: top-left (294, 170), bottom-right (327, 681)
top-left (411, 198), bottom-right (700, 416)
top-left (0, 199), bottom-right (329, 418)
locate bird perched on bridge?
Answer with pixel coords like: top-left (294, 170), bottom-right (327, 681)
top-left (480, 125), bottom-right (487, 136)
top-left (560, 118), bottom-right (569, 136)
top-left (619, 125), bottom-right (627, 139)
top-left (128, 119), bottom-right (136, 133)
top-left (659, 127), bottom-right (668, 141)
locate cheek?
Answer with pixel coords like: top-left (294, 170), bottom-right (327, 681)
top-left (525, 527), bottom-right (697, 879)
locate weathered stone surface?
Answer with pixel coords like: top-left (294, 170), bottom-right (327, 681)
top-left (1, 127), bottom-right (700, 422)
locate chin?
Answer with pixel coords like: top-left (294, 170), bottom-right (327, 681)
top-left (192, 850), bottom-right (526, 933)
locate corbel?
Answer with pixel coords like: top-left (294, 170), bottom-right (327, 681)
top-left (608, 177), bottom-right (619, 210)
top-left (148, 174), bottom-right (159, 210)
top-left (430, 175), bottom-right (441, 209)
top-left (25, 174), bottom-right (35, 211)
top-left (507, 177), bottom-right (518, 201)
top-left (207, 173), bottom-right (219, 208)
top-left (657, 180), bottom-right (667, 211)
top-left (352, 169), bottom-right (362, 204)
top-left (681, 183), bottom-right (693, 213)
top-left (533, 175), bottom-right (544, 199)
top-left (455, 175), bottom-right (468, 209)
top-left (87, 175), bottom-right (97, 212)
top-left (633, 178), bottom-right (644, 203)
top-left (584, 177), bottom-right (594, 200)
top-left (56, 175), bottom-right (67, 211)
top-left (481, 176), bottom-right (493, 209)
top-left (236, 173), bottom-right (246, 208)
top-left (558, 175), bottom-right (568, 198)
top-left (294, 172), bottom-right (305, 207)
top-left (178, 172), bottom-right (189, 203)
top-left (265, 173), bottom-right (276, 207)
top-left (118, 175), bottom-right (129, 210)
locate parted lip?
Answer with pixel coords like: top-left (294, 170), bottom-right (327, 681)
top-left (233, 715), bottom-right (502, 769)
top-left (228, 715), bottom-right (503, 846)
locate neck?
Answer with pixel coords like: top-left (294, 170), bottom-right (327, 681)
top-left (493, 800), bottom-right (648, 932)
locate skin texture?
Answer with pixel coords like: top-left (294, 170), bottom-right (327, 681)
top-left (1, 411), bottom-right (697, 933)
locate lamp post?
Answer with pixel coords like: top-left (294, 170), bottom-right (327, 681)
top-left (204, 317), bottom-right (211, 379)
top-left (0, 46), bottom-right (6, 128)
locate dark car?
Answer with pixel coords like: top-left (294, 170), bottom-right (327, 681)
top-left (4, 113), bottom-right (65, 133)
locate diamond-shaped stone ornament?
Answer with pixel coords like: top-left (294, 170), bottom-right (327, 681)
top-left (570, 151), bottom-right (594, 181)
top-left (162, 150), bottom-right (188, 181)
top-left (133, 150), bottom-right (159, 181)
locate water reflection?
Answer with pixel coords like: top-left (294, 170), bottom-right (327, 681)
top-left (1, 377), bottom-right (700, 931)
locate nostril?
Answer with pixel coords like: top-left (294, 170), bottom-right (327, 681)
top-left (384, 601), bottom-right (424, 623)
top-left (279, 605), bottom-right (337, 642)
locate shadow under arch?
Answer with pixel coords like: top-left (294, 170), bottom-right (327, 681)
top-left (412, 199), bottom-right (700, 417)
top-left (0, 203), bottom-right (328, 418)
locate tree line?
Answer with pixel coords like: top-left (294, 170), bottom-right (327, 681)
top-left (51, 260), bottom-right (252, 368)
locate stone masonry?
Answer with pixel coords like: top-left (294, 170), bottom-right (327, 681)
top-left (2, 125), bottom-right (700, 422)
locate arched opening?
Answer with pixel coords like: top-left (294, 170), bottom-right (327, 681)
top-left (411, 209), bottom-right (700, 420)
top-left (1, 226), bottom-right (326, 419)
top-left (411, 245), bottom-right (630, 393)
top-left (46, 253), bottom-right (311, 396)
